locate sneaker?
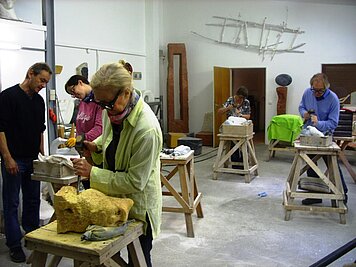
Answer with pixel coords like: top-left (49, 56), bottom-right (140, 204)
top-left (302, 198), bottom-right (322, 205)
top-left (9, 246), bottom-right (26, 263)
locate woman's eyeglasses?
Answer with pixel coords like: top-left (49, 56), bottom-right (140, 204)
top-left (95, 91), bottom-right (120, 110)
top-left (311, 87), bottom-right (326, 94)
top-left (66, 84), bottom-right (76, 95)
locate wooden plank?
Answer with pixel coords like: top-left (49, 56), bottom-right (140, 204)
top-left (290, 192), bottom-right (343, 200)
top-left (25, 221), bottom-right (143, 265)
top-left (160, 174), bottom-right (190, 210)
top-left (284, 202), bottom-right (347, 213)
top-left (127, 238), bottom-right (147, 267)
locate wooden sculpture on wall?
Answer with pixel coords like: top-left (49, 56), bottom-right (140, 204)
top-left (167, 43), bottom-right (189, 133)
top-left (275, 74), bottom-right (292, 115)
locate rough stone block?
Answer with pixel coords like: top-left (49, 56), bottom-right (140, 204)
top-left (54, 186), bottom-right (134, 233)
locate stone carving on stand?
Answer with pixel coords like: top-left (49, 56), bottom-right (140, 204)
top-left (275, 74), bottom-right (292, 115)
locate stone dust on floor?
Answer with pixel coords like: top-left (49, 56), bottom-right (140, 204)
top-left (0, 144), bottom-right (355, 267)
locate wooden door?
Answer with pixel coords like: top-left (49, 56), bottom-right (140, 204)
top-left (232, 68), bottom-right (266, 132)
top-left (213, 66), bottom-right (231, 147)
top-left (322, 64), bottom-right (356, 104)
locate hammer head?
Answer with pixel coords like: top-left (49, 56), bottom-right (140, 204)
top-left (307, 109), bottom-right (315, 115)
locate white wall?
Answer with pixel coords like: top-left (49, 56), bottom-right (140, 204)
top-left (13, 0), bottom-right (154, 123)
top-left (159, 0), bottom-right (356, 141)
top-left (54, 0), bottom-right (149, 118)
top-left (11, 0), bottom-right (356, 143)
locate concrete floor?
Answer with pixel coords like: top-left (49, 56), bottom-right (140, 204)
top-left (0, 143), bottom-right (355, 266)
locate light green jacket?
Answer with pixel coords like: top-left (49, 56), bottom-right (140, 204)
top-left (90, 91), bottom-right (163, 239)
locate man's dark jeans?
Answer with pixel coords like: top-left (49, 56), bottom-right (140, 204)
top-left (1, 158), bottom-right (40, 249)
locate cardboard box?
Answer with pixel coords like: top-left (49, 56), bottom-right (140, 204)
top-left (221, 123), bottom-right (253, 136)
top-left (299, 135), bottom-right (332, 147)
top-left (33, 160), bottom-right (74, 178)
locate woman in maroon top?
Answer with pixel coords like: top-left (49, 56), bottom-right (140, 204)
top-left (65, 75), bottom-right (103, 142)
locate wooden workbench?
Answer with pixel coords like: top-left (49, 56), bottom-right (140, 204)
top-left (283, 141), bottom-right (347, 224)
top-left (213, 133), bottom-right (258, 182)
top-left (25, 220), bottom-right (146, 267)
top-left (160, 150), bottom-right (204, 237)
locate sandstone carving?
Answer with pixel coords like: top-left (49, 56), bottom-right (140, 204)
top-left (54, 186), bottom-right (134, 233)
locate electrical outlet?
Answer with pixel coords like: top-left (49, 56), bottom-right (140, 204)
top-left (133, 72), bottom-right (142, 80)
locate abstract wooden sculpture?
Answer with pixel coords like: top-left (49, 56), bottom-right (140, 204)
top-left (275, 74), bottom-right (292, 115)
top-left (276, 86), bottom-right (287, 115)
top-left (167, 43), bottom-right (189, 133)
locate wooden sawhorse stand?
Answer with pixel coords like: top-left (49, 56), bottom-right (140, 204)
top-left (334, 136), bottom-right (356, 183)
top-left (213, 133), bottom-right (258, 183)
top-left (25, 220), bottom-right (146, 267)
top-left (283, 141), bottom-right (348, 224)
top-left (160, 150), bottom-right (204, 237)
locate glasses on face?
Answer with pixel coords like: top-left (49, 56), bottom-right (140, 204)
top-left (311, 87), bottom-right (326, 94)
top-left (66, 85), bottom-right (76, 95)
top-left (95, 91), bottom-right (121, 110)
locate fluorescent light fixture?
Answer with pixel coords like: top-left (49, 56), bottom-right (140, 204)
top-left (0, 42), bottom-right (21, 50)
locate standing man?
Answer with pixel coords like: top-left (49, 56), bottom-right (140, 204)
top-left (298, 72), bottom-right (347, 205)
top-left (0, 62), bottom-right (52, 262)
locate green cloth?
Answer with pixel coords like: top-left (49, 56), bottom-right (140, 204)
top-left (267, 114), bottom-right (303, 144)
top-left (90, 91), bottom-right (163, 239)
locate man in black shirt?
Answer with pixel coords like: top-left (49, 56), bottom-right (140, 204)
top-left (0, 62), bottom-right (52, 263)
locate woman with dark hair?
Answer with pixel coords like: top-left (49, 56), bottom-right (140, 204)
top-left (218, 86), bottom-right (251, 169)
top-left (64, 75), bottom-right (102, 143)
top-left (218, 86), bottom-right (251, 119)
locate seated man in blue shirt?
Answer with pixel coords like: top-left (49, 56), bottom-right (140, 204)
top-left (299, 73), bottom-right (348, 205)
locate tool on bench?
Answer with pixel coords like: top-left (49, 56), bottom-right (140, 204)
top-left (74, 134), bottom-right (85, 194)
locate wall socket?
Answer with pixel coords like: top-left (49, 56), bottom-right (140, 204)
top-left (133, 72), bottom-right (142, 80)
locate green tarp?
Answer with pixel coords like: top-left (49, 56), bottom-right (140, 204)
top-left (267, 114), bottom-right (303, 144)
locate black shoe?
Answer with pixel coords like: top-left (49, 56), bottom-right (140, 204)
top-left (9, 247), bottom-right (26, 263)
top-left (302, 198), bottom-right (322, 205)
